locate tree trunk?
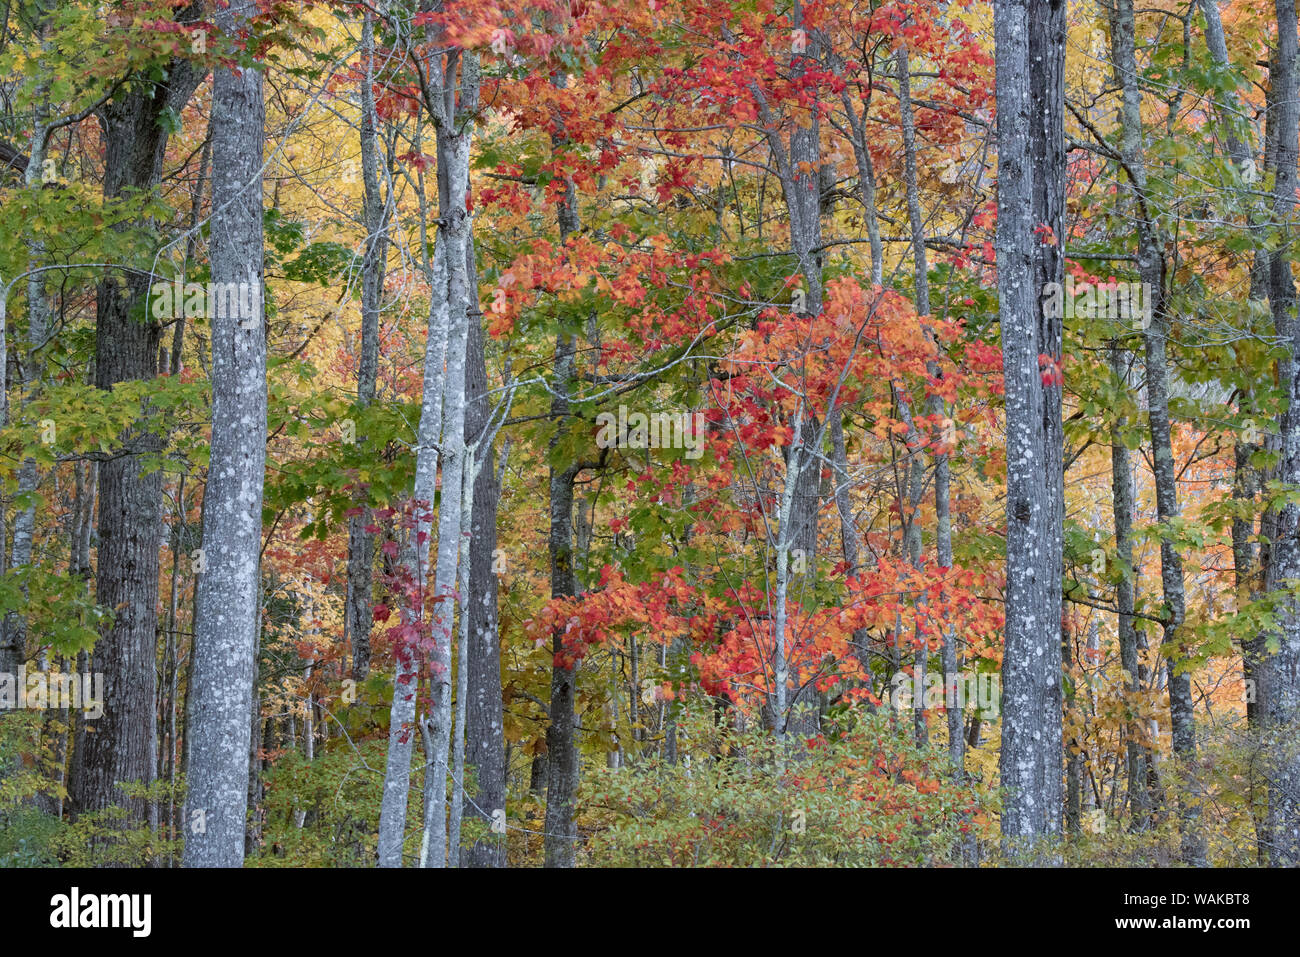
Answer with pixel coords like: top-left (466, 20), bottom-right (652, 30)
top-left (543, 437), bottom-right (580, 866)
top-left (1111, 0), bottom-right (1205, 865)
top-left (1263, 0), bottom-right (1300, 865)
top-left (897, 46), bottom-right (960, 762)
top-left (460, 240), bottom-right (506, 867)
top-left (994, 0), bottom-right (1065, 853)
top-left (1108, 344), bottom-right (1149, 829)
top-left (70, 12), bottom-right (202, 829)
top-left (245, 598), bottom-right (264, 858)
top-left (447, 445), bottom-right (476, 863)
top-left (182, 0), bottom-right (266, 867)
top-left (377, 233), bottom-right (445, 866)
top-left (543, 104), bottom-right (585, 865)
top-left (756, 0), bottom-right (824, 738)
top-left (345, 7), bottom-right (389, 684)
top-left (417, 51), bottom-right (479, 870)
top-left (4, 117), bottom-right (49, 673)
top-left (376, 105), bottom-right (454, 867)
top-left (1064, 625), bottom-right (1080, 835)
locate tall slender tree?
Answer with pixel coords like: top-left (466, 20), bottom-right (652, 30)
top-left (1109, 0), bottom-right (1206, 865)
top-left (183, 0), bottom-right (267, 868)
top-left (345, 6), bottom-right (390, 685)
top-left (1263, 0), bottom-right (1300, 865)
top-left (994, 0), bottom-right (1065, 853)
top-left (460, 237), bottom-right (506, 868)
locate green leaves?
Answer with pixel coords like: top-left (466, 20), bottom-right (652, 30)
top-left (0, 565), bottom-right (106, 658)
top-left (281, 241), bottom-right (355, 287)
top-left (0, 377), bottom-right (203, 485)
top-left (263, 372), bottom-right (418, 540)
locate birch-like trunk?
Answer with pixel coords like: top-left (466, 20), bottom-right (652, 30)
top-left (345, 6), bottom-right (390, 684)
top-left (2, 100), bottom-right (50, 673)
top-left (461, 238), bottom-right (507, 867)
top-left (1108, 344), bottom-right (1149, 829)
top-left (755, 0), bottom-right (825, 737)
top-left (0, 0), bottom-right (54, 677)
top-left (994, 0), bottom-right (1065, 852)
top-left (447, 443), bottom-right (476, 862)
top-left (1111, 0), bottom-right (1205, 865)
top-left (835, 90), bottom-right (883, 682)
top-left (897, 47), bottom-right (959, 760)
top-left (418, 62), bottom-right (478, 867)
top-left (182, 0), bottom-right (267, 867)
top-left (769, 404), bottom-right (805, 739)
top-left (376, 234), bottom-right (447, 866)
top-left (375, 104), bottom-right (450, 866)
top-left (1262, 0), bottom-right (1300, 865)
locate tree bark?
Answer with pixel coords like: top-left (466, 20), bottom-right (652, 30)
top-left (182, 0), bottom-right (266, 867)
top-left (897, 46), bottom-right (960, 763)
top-left (543, 96), bottom-right (585, 866)
top-left (755, 0), bottom-right (824, 738)
top-left (417, 50), bottom-right (479, 869)
top-left (345, 7), bottom-right (390, 684)
top-left (72, 61), bottom-right (201, 828)
top-left (1108, 344), bottom-right (1149, 829)
top-left (376, 105), bottom-right (452, 866)
top-left (460, 239), bottom-right (506, 867)
top-left (994, 0), bottom-right (1065, 853)
top-left (1262, 0), bottom-right (1300, 865)
top-left (377, 234), bottom-right (445, 867)
top-left (1111, 0), bottom-right (1206, 865)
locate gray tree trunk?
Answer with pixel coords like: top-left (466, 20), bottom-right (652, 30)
top-left (754, 0), bottom-right (824, 737)
top-left (839, 90), bottom-right (883, 286)
top-left (375, 107), bottom-right (449, 866)
top-left (245, 597), bottom-right (264, 857)
top-left (447, 444), bottom-right (476, 862)
top-left (460, 239), bottom-right (506, 867)
top-left (1063, 624), bottom-right (1080, 834)
top-left (345, 7), bottom-right (389, 684)
top-left (543, 409), bottom-right (580, 866)
top-left (417, 50), bottom-right (479, 869)
top-left (829, 410), bottom-right (872, 676)
top-left (897, 47), bottom-right (960, 764)
top-left (182, 0), bottom-right (266, 867)
top-left (1028, 0), bottom-right (1067, 839)
top-left (835, 88), bottom-right (883, 683)
top-left (73, 56), bottom-right (202, 828)
top-left (899, 44), bottom-right (930, 748)
top-left (543, 113), bottom-right (584, 867)
top-left (1262, 0), bottom-right (1300, 865)
top-left (378, 37), bottom-right (481, 867)
top-left (377, 233), bottom-right (446, 867)
top-left (1200, 0), bottom-right (1271, 859)
top-left (4, 119), bottom-right (49, 672)
top-left (1111, 0), bottom-right (1205, 865)
top-left (1108, 344), bottom-right (1149, 829)
top-left (994, 0), bottom-right (1065, 853)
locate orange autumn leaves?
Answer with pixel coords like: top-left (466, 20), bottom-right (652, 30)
top-left (515, 273), bottom-right (1002, 711)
